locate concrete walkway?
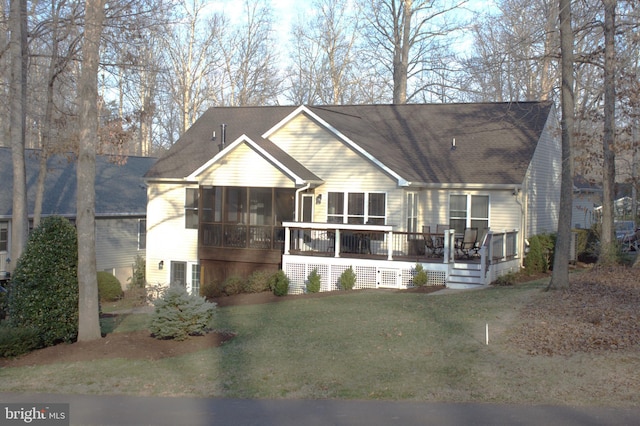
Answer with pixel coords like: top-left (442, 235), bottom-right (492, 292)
top-left (1, 393), bottom-right (638, 426)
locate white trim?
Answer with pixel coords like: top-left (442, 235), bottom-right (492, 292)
top-left (262, 106), bottom-right (409, 187)
top-left (188, 134), bottom-right (308, 185)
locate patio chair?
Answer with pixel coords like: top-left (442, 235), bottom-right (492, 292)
top-left (434, 224), bottom-right (448, 253)
top-left (422, 225), bottom-right (442, 257)
top-left (457, 227), bottom-right (478, 259)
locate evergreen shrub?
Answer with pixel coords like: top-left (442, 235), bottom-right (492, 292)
top-left (244, 270), bottom-right (272, 293)
top-left (222, 275), bottom-right (244, 296)
top-left (338, 267), bottom-right (356, 290)
top-left (412, 263), bottom-right (428, 287)
top-left (97, 271), bottom-right (123, 301)
top-left (268, 270), bottom-right (289, 296)
top-left (524, 233), bottom-right (556, 274)
top-left (8, 216), bottom-right (78, 346)
top-left (149, 286), bottom-right (216, 340)
top-left (128, 255), bottom-right (146, 289)
top-left (0, 325), bottom-right (42, 357)
top-left (306, 269), bottom-right (321, 293)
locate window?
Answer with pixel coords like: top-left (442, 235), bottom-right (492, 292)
top-left (406, 192), bottom-right (418, 233)
top-left (191, 264), bottom-right (200, 296)
top-left (0, 222), bottom-right (7, 252)
top-left (327, 192), bottom-right (386, 224)
top-left (449, 194), bottom-right (489, 234)
top-left (138, 219), bottom-right (146, 250)
top-left (185, 188), bottom-right (199, 229)
top-left (170, 261), bottom-right (186, 288)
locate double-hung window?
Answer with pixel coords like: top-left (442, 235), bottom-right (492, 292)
top-left (185, 188), bottom-right (199, 229)
top-left (138, 219), bottom-right (147, 250)
top-left (327, 192), bottom-right (386, 224)
top-left (449, 194), bottom-right (489, 234)
top-left (0, 221), bottom-right (8, 251)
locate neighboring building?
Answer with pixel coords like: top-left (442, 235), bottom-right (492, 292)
top-left (572, 176), bottom-right (601, 229)
top-left (0, 148), bottom-right (155, 287)
top-left (145, 102), bottom-right (561, 293)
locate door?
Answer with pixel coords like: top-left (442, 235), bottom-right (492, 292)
top-left (170, 261), bottom-right (186, 288)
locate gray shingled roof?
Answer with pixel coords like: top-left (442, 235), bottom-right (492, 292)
top-left (0, 148), bottom-right (156, 218)
top-left (146, 102), bottom-right (555, 186)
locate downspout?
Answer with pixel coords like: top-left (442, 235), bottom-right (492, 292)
top-left (295, 183), bottom-right (311, 221)
top-left (514, 186), bottom-right (526, 267)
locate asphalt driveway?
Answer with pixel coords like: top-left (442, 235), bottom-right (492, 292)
top-left (1, 393), bottom-right (639, 425)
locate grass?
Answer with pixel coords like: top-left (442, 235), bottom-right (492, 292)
top-left (1, 278), bottom-right (639, 407)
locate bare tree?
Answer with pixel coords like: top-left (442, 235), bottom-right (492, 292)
top-left (8, 0), bottom-right (28, 271)
top-left (549, 0), bottom-right (574, 290)
top-left (360, 0), bottom-right (466, 104)
top-left (598, 0), bottom-right (618, 264)
top-left (76, 0), bottom-right (106, 342)
top-left (285, 0), bottom-right (362, 105)
top-left (216, 0), bottom-right (281, 106)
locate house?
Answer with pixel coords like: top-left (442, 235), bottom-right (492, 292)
top-left (572, 176), bottom-right (601, 229)
top-left (144, 102), bottom-right (560, 293)
top-left (0, 148), bottom-right (155, 287)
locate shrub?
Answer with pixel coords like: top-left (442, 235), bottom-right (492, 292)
top-left (268, 270), bottom-right (289, 296)
top-left (338, 267), bottom-right (356, 290)
top-left (524, 233), bottom-right (556, 274)
top-left (222, 275), bottom-right (245, 296)
top-left (200, 280), bottom-right (223, 299)
top-left (148, 286), bottom-right (216, 340)
top-left (412, 263), bottom-right (428, 287)
top-left (244, 270), bottom-right (272, 293)
top-left (306, 269), bottom-right (321, 293)
top-left (492, 272), bottom-right (517, 286)
top-left (8, 216), bottom-right (78, 346)
top-left (97, 271), bottom-right (123, 302)
top-left (0, 325), bottom-right (43, 357)
top-left (128, 255), bottom-right (146, 289)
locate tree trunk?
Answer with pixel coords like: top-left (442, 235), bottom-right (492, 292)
top-left (76, 0), bottom-right (106, 342)
top-left (599, 0), bottom-right (617, 265)
top-left (549, 0), bottom-right (574, 291)
top-left (9, 0), bottom-right (28, 272)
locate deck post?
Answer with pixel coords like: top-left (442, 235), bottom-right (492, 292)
top-left (387, 230), bottom-right (393, 260)
top-left (335, 228), bottom-right (341, 258)
top-left (284, 226), bottom-right (290, 255)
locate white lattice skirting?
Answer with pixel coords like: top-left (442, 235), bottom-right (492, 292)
top-left (282, 254), bottom-right (447, 295)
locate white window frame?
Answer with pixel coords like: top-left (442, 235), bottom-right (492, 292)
top-left (448, 194), bottom-right (490, 234)
top-left (327, 192), bottom-right (387, 224)
top-left (406, 192), bottom-right (418, 233)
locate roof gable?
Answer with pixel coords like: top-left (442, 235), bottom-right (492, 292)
top-left (189, 135), bottom-right (322, 186)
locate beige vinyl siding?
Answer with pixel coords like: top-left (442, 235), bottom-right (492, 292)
top-left (198, 143), bottom-right (296, 188)
top-left (272, 114), bottom-right (401, 226)
top-left (524, 111), bottom-right (561, 237)
top-left (145, 182), bottom-right (198, 287)
top-left (96, 217), bottom-right (145, 287)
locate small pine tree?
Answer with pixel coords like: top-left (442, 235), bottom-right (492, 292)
top-left (306, 269), bottom-right (321, 293)
top-left (412, 263), bottom-right (428, 287)
top-left (149, 286), bottom-right (216, 340)
top-left (268, 270), bottom-right (289, 296)
top-left (338, 267), bottom-right (356, 290)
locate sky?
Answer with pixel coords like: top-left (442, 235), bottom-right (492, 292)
top-left (208, 0), bottom-right (500, 55)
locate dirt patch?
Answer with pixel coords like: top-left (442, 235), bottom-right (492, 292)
top-left (0, 286), bottom-right (444, 368)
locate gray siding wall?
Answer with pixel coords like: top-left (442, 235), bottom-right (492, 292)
top-left (96, 217), bottom-right (145, 287)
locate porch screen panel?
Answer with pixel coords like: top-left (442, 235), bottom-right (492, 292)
top-left (225, 187), bottom-right (247, 223)
top-left (249, 188), bottom-right (273, 225)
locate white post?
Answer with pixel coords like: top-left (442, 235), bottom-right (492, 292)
top-left (485, 323), bottom-right (489, 345)
top-left (284, 226), bottom-right (291, 255)
top-left (387, 230), bottom-right (393, 260)
top-left (335, 229), bottom-right (341, 258)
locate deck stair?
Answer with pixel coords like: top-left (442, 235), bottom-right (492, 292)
top-left (446, 262), bottom-right (485, 289)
